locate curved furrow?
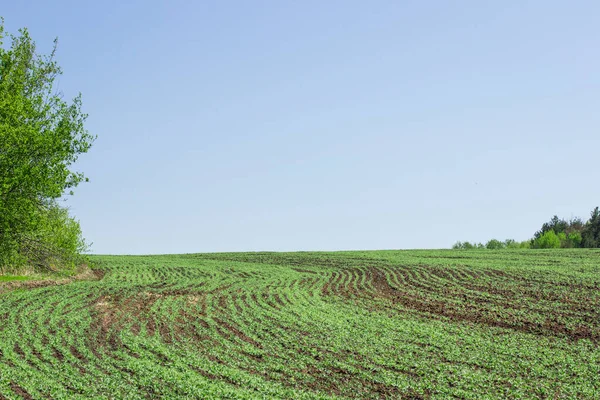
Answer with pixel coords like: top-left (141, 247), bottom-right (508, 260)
top-left (2, 251), bottom-right (600, 399)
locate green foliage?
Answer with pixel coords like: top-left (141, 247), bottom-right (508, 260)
top-left (557, 231), bottom-right (583, 248)
top-left (582, 207), bottom-right (600, 248)
top-left (534, 215), bottom-right (568, 240)
top-left (0, 274), bottom-right (28, 282)
top-left (567, 232), bottom-right (582, 248)
top-left (532, 230), bottom-right (561, 249)
top-left (518, 240), bottom-right (531, 249)
top-left (485, 239), bottom-right (505, 250)
top-left (452, 241), bottom-right (490, 250)
top-left (20, 203), bottom-right (89, 271)
top-left (533, 215), bottom-right (588, 248)
top-left (0, 19), bottom-right (94, 271)
top-left (456, 208), bottom-right (598, 251)
top-left (453, 241), bottom-right (474, 250)
top-left (453, 239), bottom-right (519, 250)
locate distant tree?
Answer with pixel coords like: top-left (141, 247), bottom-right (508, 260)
top-left (518, 240), bottom-right (531, 249)
top-left (567, 232), bottom-right (582, 248)
top-left (532, 215), bottom-right (587, 248)
top-left (532, 230), bottom-right (561, 249)
top-left (582, 207), bottom-right (600, 248)
top-left (0, 20), bottom-right (94, 270)
top-left (485, 239), bottom-right (505, 250)
top-left (452, 241), bottom-right (476, 250)
top-left (534, 215), bottom-right (568, 240)
top-left (453, 209), bottom-right (598, 251)
top-left (557, 232), bottom-right (567, 246)
top-left (567, 217), bottom-right (585, 234)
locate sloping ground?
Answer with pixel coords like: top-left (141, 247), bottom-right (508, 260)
top-left (0, 249), bottom-right (599, 399)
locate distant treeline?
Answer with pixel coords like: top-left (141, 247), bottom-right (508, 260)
top-left (453, 206), bottom-right (600, 249)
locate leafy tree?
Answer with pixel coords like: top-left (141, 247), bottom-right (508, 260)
top-left (518, 240), bottom-right (531, 249)
top-left (452, 241), bottom-right (476, 250)
top-left (453, 209), bottom-right (598, 250)
top-left (532, 230), bottom-right (561, 249)
top-left (534, 215), bottom-right (568, 240)
top-left (503, 239), bottom-right (520, 249)
top-left (532, 215), bottom-right (587, 248)
top-left (567, 232), bottom-right (582, 248)
top-left (557, 232), bottom-right (567, 246)
top-left (485, 239), bottom-right (505, 250)
top-left (19, 204), bottom-right (88, 270)
top-left (566, 217), bottom-right (585, 234)
top-left (0, 20), bottom-right (94, 270)
top-left (582, 207), bottom-right (600, 248)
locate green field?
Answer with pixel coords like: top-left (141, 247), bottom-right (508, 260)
top-left (1, 250), bottom-right (599, 399)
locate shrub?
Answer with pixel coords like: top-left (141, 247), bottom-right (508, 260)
top-left (532, 230), bottom-right (561, 249)
top-left (3, 203), bottom-right (89, 273)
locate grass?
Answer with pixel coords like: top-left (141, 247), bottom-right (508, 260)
top-left (0, 249), bottom-right (599, 399)
top-left (0, 275), bottom-right (30, 282)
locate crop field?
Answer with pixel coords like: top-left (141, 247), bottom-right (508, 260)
top-left (0, 250), bottom-right (599, 399)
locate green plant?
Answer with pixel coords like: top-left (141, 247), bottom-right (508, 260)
top-left (0, 19), bottom-right (94, 271)
top-left (452, 241), bottom-right (476, 250)
top-left (582, 207), bottom-right (600, 248)
top-left (2, 249), bottom-right (599, 399)
top-left (518, 240), bottom-right (531, 248)
top-left (503, 239), bottom-right (519, 249)
top-left (534, 215), bottom-right (568, 240)
top-left (567, 231), bottom-right (582, 248)
top-left (485, 239), bottom-right (505, 250)
top-left (21, 203), bottom-right (90, 271)
top-left (532, 230), bottom-right (561, 249)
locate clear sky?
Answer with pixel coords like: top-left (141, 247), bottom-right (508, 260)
top-left (3, 1), bottom-right (599, 254)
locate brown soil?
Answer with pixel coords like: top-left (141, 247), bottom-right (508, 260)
top-left (326, 266), bottom-right (599, 343)
top-left (10, 383), bottom-right (32, 400)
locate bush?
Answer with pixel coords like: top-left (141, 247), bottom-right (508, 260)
top-left (532, 230), bottom-right (561, 249)
top-left (7, 203), bottom-right (89, 272)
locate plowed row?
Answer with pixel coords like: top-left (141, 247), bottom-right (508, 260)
top-left (1, 250), bottom-right (599, 399)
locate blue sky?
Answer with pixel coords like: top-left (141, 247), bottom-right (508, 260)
top-left (3, 1), bottom-right (599, 254)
